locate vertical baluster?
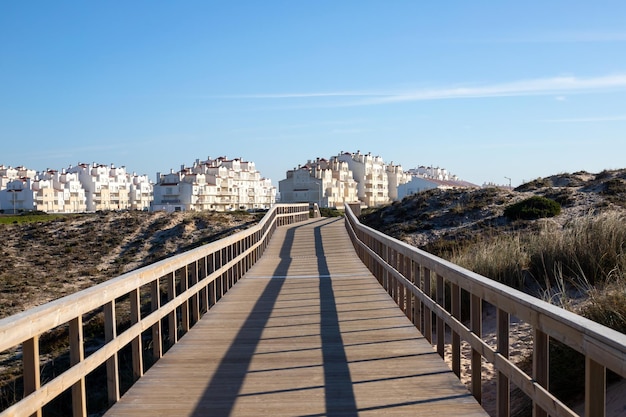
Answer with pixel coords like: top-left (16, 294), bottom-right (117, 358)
top-left (471, 294), bottom-right (482, 403)
top-left (585, 357), bottom-right (606, 417)
top-left (496, 308), bottom-right (509, 417)
top-left (436, 274), bottom-right (445, 358)
top-left (451, 283), bottom-right (461, 378)
top-left (151, 279), bottom-right (162, 360)
top-left (413, 263), bottom-right (422, 332)
top-left (190, 261), bottom-right (199, 324)
top-left (180, 266), bottom-right (190, 333)
top-left (197, 257), bottom-right (206, 314)
top-left (166, 272), bottom-right (178, 344)
top-left (104, 301), bottom-right (120, 405)
top-left (70, 316), bottom-right (87, 417)
top-left (397, 253), bottom-right (404, 308)
top-left (130, 288), bottom-right (143, 380)
top-left (405, 257), bottom-right (412, 321)
top-left (423, 268), bottom-right (432, 344)
top-left (23, 336), bottom-right (41, 417)
top-left (533, 329), bottom-right (548, 417)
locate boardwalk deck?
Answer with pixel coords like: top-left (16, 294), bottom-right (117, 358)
top-left (104, 217), bottom-right (488, 416)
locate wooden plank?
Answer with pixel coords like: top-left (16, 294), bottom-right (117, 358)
top-left (104, 218), bottom-right (487, 417)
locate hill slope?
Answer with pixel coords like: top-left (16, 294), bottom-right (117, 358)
top-left (0, 210), bottom-right (259, 319)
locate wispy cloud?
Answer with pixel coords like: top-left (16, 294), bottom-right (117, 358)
top-left (455, 31), bottom-right (626, 44)
top-left (546, 115), bottom-right (626, 123)
top-left (223, 74), bottom-right (626, 108)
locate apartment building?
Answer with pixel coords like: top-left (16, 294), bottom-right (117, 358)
top-left (0, 177), bottom-right (33, 214)
top-left (386, 163), bottom-right (411, 201)
top-left (279, 157), bottom-right (359, 209)
top-left (129, 174), bottom-right (153, 210)
top-left (397, 166), bottom-right (476, 199)
top-left (337, 151), bottom-right (391, 207)
top-left (68, 163), bottom-right (152, 211)
top-left (152, 156), bottom-right (276, 212)
top-left (33, 169), bottom-right (87, 213)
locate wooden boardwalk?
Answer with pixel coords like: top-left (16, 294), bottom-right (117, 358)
top-left (104, 217), bottom-right (488, 416)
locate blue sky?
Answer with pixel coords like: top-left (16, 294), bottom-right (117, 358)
top-left (2, 1), bottom-right (625, 187)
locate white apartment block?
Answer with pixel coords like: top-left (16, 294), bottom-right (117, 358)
top-left (129, 174), bottom-right (153, 210)
top-left (32, 169), bottom-right (87, 213)
top-left (152, 156), bottom-right (276, 212)
top-left (279, 157), bottom-right (359, 209)
top-left (386, 163), bottom-right (411, 201)
top-left (397, 166), bottom-right (475, 199)
top-left (67, 163), bottom-right (152, 211)
top-left (0, 177), bottom-right (33, 214)
top-left (337, 151), bottom-right (391, 207)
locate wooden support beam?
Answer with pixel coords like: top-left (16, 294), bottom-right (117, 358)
top-left (496, 308), bottom-right (509, 417)
top-left (70, 316), bottom-right (87, 417)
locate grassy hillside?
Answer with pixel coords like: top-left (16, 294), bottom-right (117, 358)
top-left (0, 210), bottom-right (259, 319)
top-left (360, 169), bottom-right (626, 328)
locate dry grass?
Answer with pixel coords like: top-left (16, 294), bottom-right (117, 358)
top-left (0, 209), bottom-right (261, 415)
top-left (0, 210), bottom-right (259, 319)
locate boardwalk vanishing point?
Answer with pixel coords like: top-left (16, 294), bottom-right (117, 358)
top-left (103, 217), bottom-right (487, 416)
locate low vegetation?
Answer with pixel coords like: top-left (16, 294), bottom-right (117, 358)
top-left (0, 210), bottom-right (260, 319)
top-left (0, 209), bottom-right (262, 415)
top-left (503, 195), bottom-right (561, 220)
top-left (360, 169), bottom-right (626, 415)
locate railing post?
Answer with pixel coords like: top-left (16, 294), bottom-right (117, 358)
top-left (23, 336), bottom-right (41, 417)
top-left (471, 294), bottom-right (482, 404)
top-left (180, 266), bottom-right (190, 333)
top-left (104, 301), bottom-right (120, 405)
top-left (496, 308), bottom-right (510, 417)
top-left (130, 288), bottom-right (144, 380)
top-left (151, 279), bottom-right (163, 360)
top-left (436, 274), bottom-right (445, 358)
top-left (423, 268), bottom-right (432, 344)
top-left (413, 262), bottom-right (421, 332)
top-left (585, 357), bottom-right (606, 417)
top-left (189, 261), bottom-right (200, 324)
top-left (69, 316), bottom-right (87, 417)
top-left (167, 272), bottom-right (178, 344)
top-left (451, 283), bottom-right (461, 378)
top-left (533, 329), bottom-right (548, 417)
top-left (404, 257), bottom-right (412, 320)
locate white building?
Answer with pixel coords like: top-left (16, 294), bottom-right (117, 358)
top-left (397, 166), bottom-right (477, 200)
top-left (279, 157), bottom-right (359, 209)
top-left (32, 169), bottom-right (87, 213)
top-left (0, 178), bottom-right (34, 213)
top-left (67, 163), bottom-right (149, 211)
top-left (152, 156), bottom-right (276, 212)
top-left (129, 174), bottom-right (154, 210)
top-left (386, 163), bottom-right (411, 201)
top-left (337, 151), bottom-right (391, 207)
top-left (0, 163), bottom-right (152, 213)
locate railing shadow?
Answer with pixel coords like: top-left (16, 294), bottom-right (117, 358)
top-left (190, 220), bottom-right (317, 416)
top-left (314, 220), bottom-right (359, 416)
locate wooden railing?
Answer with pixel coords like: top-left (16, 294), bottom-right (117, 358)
top-left (0, 204), bottom-right (309, 417)
top-left (344, 205), bottom-right (626, 417)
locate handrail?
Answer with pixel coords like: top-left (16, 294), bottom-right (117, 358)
top-left (0, 204), bottom-right (309, 417)
top-left (344, 205), bottom-right (626, 417)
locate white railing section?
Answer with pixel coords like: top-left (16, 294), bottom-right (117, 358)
top-left (344, 205), bottom-right (626, 417)
top-left (0, 204), bottom-right (309, 417)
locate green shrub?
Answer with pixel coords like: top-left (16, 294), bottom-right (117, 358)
top-left (504, 196), bottom-right (561, 220)
top-left (319, 207), bottom-right (343, 217)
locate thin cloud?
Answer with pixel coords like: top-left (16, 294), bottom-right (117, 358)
top-left (216, 91), bottom-right (391, 99)
top-left (223, 74), bottom-right (626, 108)
top-left (359, 74), bottom-right (626, 105)
top-left (546, 115), bottom-right (626, 123)
top-left (460, 31), bottom-right (626, 44)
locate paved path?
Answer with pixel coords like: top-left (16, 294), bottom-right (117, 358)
top-left (104, 217), bottom-right (487, 416)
